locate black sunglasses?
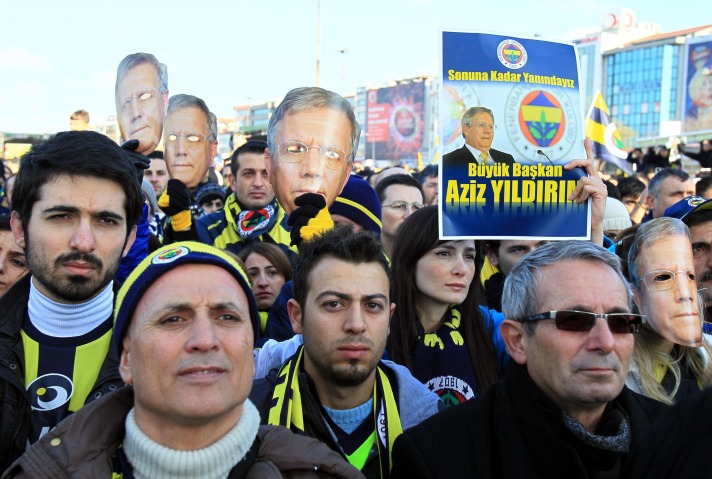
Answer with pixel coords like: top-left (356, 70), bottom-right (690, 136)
top-left (520, 310), bottom-right (645, 334)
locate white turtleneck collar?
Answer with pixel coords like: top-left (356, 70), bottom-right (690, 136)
top-left (27, 278), bottom-right (114, 338)
top-left (123, 399), bottom-right (261, 479)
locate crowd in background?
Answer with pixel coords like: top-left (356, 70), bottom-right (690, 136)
top-left (2, 51), bottom-right (712, 478)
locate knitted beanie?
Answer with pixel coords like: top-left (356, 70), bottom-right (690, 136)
top-left (329, 174), bottom-right (382, 235)
top-left (603, 197), bottom-right (632, 232)
top-left (195, 182), bottom-right (226, 206)
top-left (113, 241), bottom-right (260, 355)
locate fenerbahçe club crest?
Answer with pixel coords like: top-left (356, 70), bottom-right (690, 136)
top-left (505, 85), bottom-right (578, 162)
top-left (497, 39), bottom-right (528, 69)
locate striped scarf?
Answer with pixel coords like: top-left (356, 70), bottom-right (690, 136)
top-left (267, 346), bottom-right (402, 477)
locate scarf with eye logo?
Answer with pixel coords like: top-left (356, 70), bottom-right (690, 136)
top-left (268, 346), bottom-right (402, 478)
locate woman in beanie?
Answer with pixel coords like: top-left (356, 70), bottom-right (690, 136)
top-left (386, 207), bottom-right (507, 407)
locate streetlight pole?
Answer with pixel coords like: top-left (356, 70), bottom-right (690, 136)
top-left (316, 0), bottom-right (321, 86)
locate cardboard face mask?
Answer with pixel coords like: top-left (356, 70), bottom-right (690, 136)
top-left (634, 237), bottom-right (703, 347)
top-left (115, 54), bottom-right (168, 156)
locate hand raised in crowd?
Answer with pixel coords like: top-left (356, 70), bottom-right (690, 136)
top-left (564, 138), bottom-right (608, 246)
top-left (120, 139), bottom-right (151, 186)
top-left (158, 179), bottom-right (192, 231)
top-left (287, 193), bottom-right (334, 247)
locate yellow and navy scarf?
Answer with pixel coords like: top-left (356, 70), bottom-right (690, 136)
top-left (232, 196), bottom-right (280, 241)
top-left (268, 346), bottom-right (402, 477)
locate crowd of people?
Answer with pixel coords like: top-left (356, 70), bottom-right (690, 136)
top-left (0, 51), bottom-right (711, 478)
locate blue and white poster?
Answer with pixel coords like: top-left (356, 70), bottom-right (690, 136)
top-left (439, 31), bottom-right (590, 240)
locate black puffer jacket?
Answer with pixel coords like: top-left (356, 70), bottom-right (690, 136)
top-left (0, 275), bottom-right (123, 474)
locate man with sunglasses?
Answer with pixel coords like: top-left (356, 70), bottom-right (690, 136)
top-left (391, 240), bottom-right (666, 479)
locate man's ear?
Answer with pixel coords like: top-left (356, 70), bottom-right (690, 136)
top-left (10, 211), bottom-right (25, 249)
top-left (287, 298), bottom-right (303, 334)
top-left (161, 89), bottom-right (169, 117)
top-left (645, 194), bottom-right (655, 211)
top-left (500, 319), bottom-right (528, 365)
top-left (210, 141), bottom-right (218, 162)
top-left (119, 336), bottom-right (132, 385)
top-left (122, 226), bottom-right (138, 258)
top-left (264, 148), bottom-right (273, 182)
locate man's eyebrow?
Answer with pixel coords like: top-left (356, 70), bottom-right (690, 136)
top-left (151, 301), bottom-right (245, 315)
top-left (94, 211), bottom-right (125, 221)
top-left (315, 291), bottom-right (352, 301)
top-left (314, 291), bottom-right (388, 302)
top-left (41, 205), bottom-right (124, 221)
top-left (361, 293), bottom-right (389, 302)
top-left (563, 305), bottom-right (631, 314)
top-left (41, 205), bottom-right (79, 215)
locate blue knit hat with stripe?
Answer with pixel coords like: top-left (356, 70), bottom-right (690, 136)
top-left (113, 241), bottom-right (260, 355)
top-left (329, 174), bottom-right (382, 235)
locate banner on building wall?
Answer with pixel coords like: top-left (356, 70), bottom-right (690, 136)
top-left (439, 31), bottom-right (590, 240)
top-left (683, 40), bottom-right (712, 133)
top-left (366, 82), bottom-right (425, 163)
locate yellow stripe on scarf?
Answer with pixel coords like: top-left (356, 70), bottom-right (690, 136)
top-left (268, 347), bottom-right (304, 431)
top-left (377, 368), bottom-right (403, 473)
top-left (268, 346), bottom-right (402, 478)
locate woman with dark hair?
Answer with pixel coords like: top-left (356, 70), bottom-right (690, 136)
top-left (387, 206), bottom-right (506, 406)
top-left (238, 242), bottom-right (293, 334)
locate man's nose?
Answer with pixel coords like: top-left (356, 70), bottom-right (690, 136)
top-left (586, 317), bottom-right (615, 354)
top-left (344, 306), bottom-right (367, 334)
top-left (674, 272), bottom-right (695, 302)
top-left (299, 147), bottom-right (325, 178)
top-left (175, 136), bottom-right (188, 155)
top-left (404, 204), bottom-right (418, 216)
top-left (69, 219), bottom-right (97, 253)
top-left (253, 172), bottom-right (265, 187)
top-left (129, 98), bottom-right (142, 119)
top-left (186, 316), bottom-right (220, 352)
